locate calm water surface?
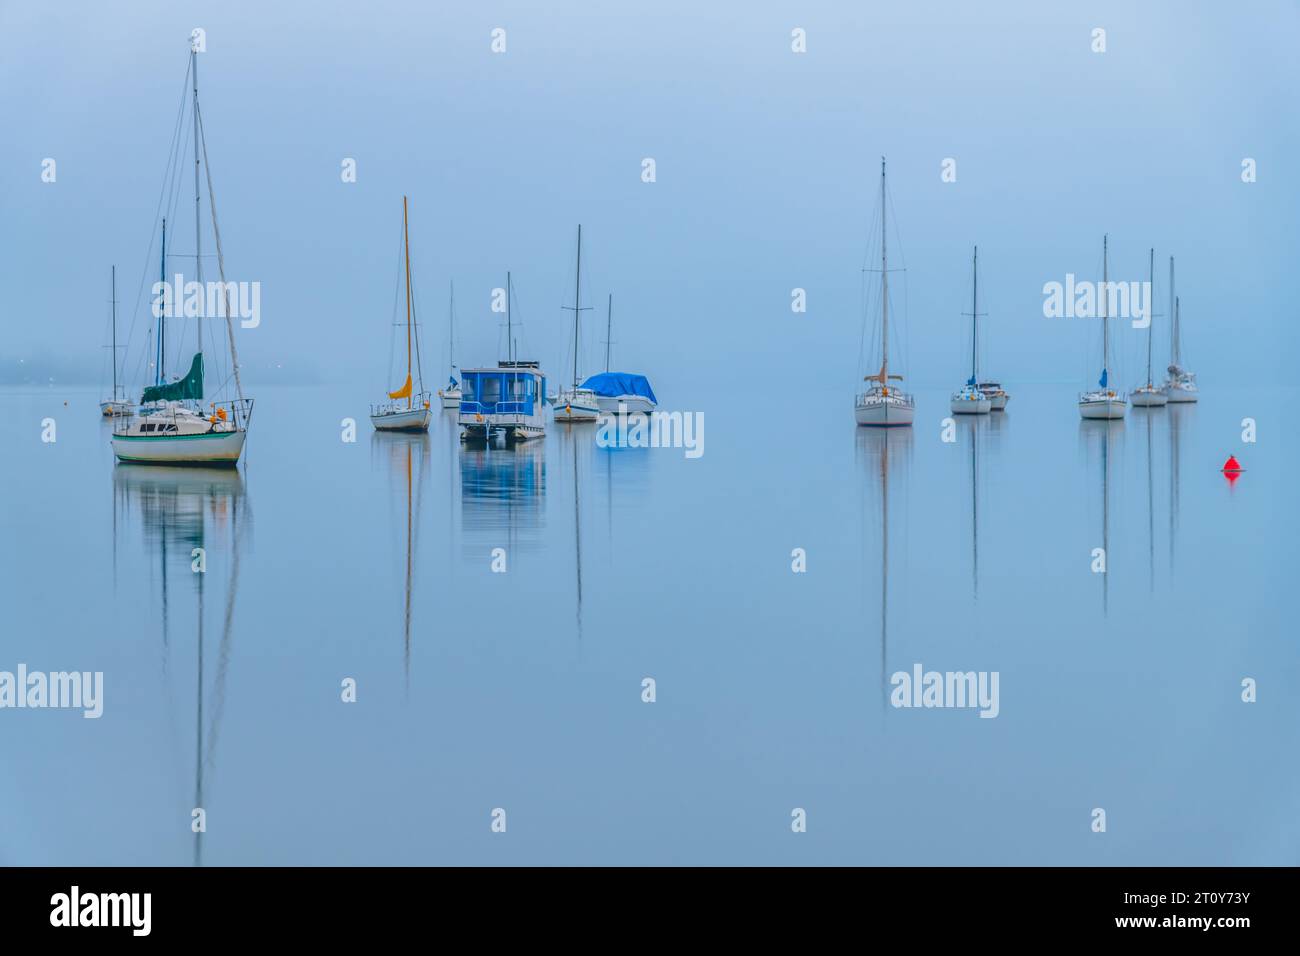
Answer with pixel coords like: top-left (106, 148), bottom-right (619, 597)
top-left (1, 381), bottom-right (1295, 864)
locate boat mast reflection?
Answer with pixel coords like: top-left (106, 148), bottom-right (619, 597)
top-left (113, 464), bottom-right (250, 866)
top-left (857, 426), bottom-right (912, 709)
top-left (374, 431), bottom-right (430, 685)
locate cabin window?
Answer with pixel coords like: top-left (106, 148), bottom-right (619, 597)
top-left (462, 376), bottom-right (477, 401)
top-left (508, 376), bottom-right (525, 401)
top-left (479, 375), bottom-right (502, 405)
top-left (141, 423), bottom-right (155, 432)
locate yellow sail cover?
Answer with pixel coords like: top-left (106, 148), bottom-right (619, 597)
top-left (388, 374), bottom-right (412, 400)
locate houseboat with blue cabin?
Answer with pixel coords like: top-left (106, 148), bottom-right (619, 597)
top-left (458, 361), bottom-right (548, 443)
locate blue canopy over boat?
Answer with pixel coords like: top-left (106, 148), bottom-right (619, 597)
top-left (578, 372), bottom-right (657, 405)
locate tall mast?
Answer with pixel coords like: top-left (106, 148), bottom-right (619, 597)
top-left (880, 157), bottom-right (889, 380)
top-left (402, 196), bottom-right (413, 409)
top-left (506, 271), bottom-right (512, 363)
top-left (1146, 248), bottom-right (1154, 385)
top-left (158, 218), bottom-right (166, 384)
top-left (192, 48), bottom-right (202, 360)
top-left (1102, 234), bottom-right (1109, 381)
top-left (111, 265), bottom-right (118, 399)
top-left (573, 225), bottom-right (582, 387)
top-left (448, 281), bottom-right (455, 373)
top-left (1169, 256), bottom-right (1177, 366)
top-left (604, 294), bottom-right (612, 372)
top-left (970, 246), bottom-right (978, 381)
top-left (193, 51), bottom-right (245, 407)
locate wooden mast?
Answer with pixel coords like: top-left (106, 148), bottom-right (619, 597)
top-left (403, 196), bottom-right (413, 410)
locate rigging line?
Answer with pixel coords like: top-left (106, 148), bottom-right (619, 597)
top-left (204, 490), bottom-right (249, 770)
top-left (162, 112), bottom-right (194, 384)
top-left (121, 59), bottom-right (193, 383)
top-left (387, 215), bottom-right (403, 386)
top-left (884, 181), bottom-right (910, 377)
top-left (196, 103), bottom-right (244, 401)
top-left (410, 267), bottom-right (425, 392)
top-left (507, 279), bottom-right (527, 358)
top-left (857, 182), bottom-right (884, 384)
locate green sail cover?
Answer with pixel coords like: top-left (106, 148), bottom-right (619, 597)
top-left (141, 352), bottom-right (203, 404)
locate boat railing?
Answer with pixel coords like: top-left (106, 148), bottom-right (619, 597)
top-left (113, 398), bottom-right (253, 435)
top-left (458, 400), bottom-right (532, 419)
top-left (857, 387), bottom-right (914, 406)
top-left (370, 392), bottom-right (431, 417)
top-left (1078, 389), bottom-right (1126, 402)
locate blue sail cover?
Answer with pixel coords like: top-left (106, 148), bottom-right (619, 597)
top-left (1098, 368), bottom-right (1108, 388)
top-left (578, 372), bottom-right (657, 404)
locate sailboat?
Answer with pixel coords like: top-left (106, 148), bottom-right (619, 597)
top-left (950, 246), bottom-right (992, 415)
top-left (100, 265), bottom-right (132, 417)
top-left (1131, 248), bottom-right (1168, 407)
top-left (554, 225), bottom-right (600, 423)
top-left (855, 158), bottom-right (915, 427)
top-left (1163, 257), bottom-right (1198, 402)
top-left (437, 282), bottom-right (462, 409)
top-left (371, 196), bottom-right (432, 432)
top-left (1077, 235), bottom-right (1128, 420)
top-left (112, 44), bottom-right (253, 465)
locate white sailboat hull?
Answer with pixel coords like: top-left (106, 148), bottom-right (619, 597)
top-left (439, 390), bottom-right (462, 409)
top-left (113, 428), bottom-right (246, 465)
top-left (554, 389), bottom-right (599, 422)
top-left (950, 396), bottom-right (992, 415)
top-left (988, 393), bottom-right (1008, 410)
top-left (1165, 383), bottom-right (1198, 403)
top-left (855, 396), bottom-right (915, 427)
top-left (1131, 387), bottom-right (1168, 407)
top-left (1078, 396), bottom-right (1128, 420)
top-left (554, 405), bottom-right (599, 422)
top-left (371, 407), bottom-right (432, 431)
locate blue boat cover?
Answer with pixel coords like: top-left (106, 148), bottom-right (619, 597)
top-left (578, 372), bottom-right (657, 405)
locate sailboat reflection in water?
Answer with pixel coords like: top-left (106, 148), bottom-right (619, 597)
top-left (113, 465), bottom-right (251, 866)
top-left (1079, 420), bottom-right (1116, 615)
top-left (373, 432), bottom-right (429, 683)
top-left (857, 426), bottom-right (913, 705)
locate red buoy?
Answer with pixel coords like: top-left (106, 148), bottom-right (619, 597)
top-left (1222, 455), bottom-right (1243, 473)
